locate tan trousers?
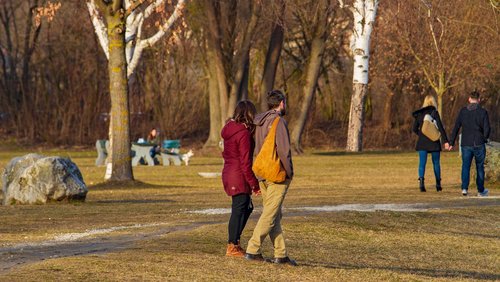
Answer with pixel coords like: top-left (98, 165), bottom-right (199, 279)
top-left (246, 179), bottom-right (291, 258)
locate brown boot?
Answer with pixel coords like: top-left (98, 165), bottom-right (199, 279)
top-left (226, 243), bottom-right (245, 257)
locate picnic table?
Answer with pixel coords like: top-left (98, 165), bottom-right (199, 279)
top-left (160, 140), bottom-right (182, 166)
top-left (95, 139), bottom-right (184, 166)
top-left (131, 142), bottom-right (156, 166)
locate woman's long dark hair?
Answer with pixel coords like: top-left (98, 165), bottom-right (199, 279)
top-left (232, 100), bottom-right (257, 133)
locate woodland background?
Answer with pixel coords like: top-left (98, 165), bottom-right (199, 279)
top-left (0, 0), bottom-right (498, 150)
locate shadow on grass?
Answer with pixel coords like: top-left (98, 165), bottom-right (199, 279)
top-left (94, 199), bottom-right (175, 204)
top-left (88, 180), bottom-right (196, 191)
top-left (188, 163), bottom-right (223, 166)
top-left (301, 261), bottom-right (500, 280)
top-left (313, 150), bottom-right (407, 156)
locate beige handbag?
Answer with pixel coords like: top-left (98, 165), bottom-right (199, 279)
top-left (421, 114), bottom-right (441, 141)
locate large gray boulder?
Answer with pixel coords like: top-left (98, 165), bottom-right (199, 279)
top-left (2, 154), bottom-right (87, 205)
top-left (486, 141), bottom-right (500, 183)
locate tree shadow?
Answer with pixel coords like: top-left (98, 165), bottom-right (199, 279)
top-left (313, 150), bottom-right (407, 156)
top-left (188, 163), bottom-right (223, 166)
top-left (94, 199), bottom-right (175, 204)
top-left (88, 180), bottom-right (195, 191)
top-left (299, 261), bottom-right (500, 280)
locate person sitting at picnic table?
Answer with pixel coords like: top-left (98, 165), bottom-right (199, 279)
top-left (147, 128), bottom-right (161, 159)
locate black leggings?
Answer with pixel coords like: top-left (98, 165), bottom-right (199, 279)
top-left (228, 193), bottom-right (253, 244)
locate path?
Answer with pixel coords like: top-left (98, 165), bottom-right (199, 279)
top-left (0, 198), bottom-right (498, 274)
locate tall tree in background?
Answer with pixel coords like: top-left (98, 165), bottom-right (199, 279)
top-left (345, 0), bottom-right (379, 152)
top-left (0, 0), bottom-right (59, 141)
top-left (391, 0), bottom-right (499, 121)
top-left (289, 0), bottom-right (336, 153)
top-left (258, 0), bottom-right (285, 112)
top-left (86, 0), bottom-right (185, 181)
top-left (202, 0), bottom-right (262, 147)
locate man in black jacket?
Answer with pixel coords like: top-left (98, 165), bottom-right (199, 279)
top-left (449, 91), bottom-right (491, 196)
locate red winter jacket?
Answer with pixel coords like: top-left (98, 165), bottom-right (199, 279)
top-left (221, 120), bottom-right (259, 196)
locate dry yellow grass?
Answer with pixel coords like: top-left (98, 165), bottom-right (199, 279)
top-left (0, 148), bottom-right (498, 281)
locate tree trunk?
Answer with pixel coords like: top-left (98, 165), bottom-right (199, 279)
top-left (346, 0), bottom-right (378, 152)
top-left (259, 11), bottom-right (285, 112)
top-left (226, 3), bottom-right (260, 118)
top-left (239, 56), bottom-right (250, 101)
top-left (204, 0), bottom-right (229, 127)
top-left (382, 90), bottom-right (394, 131)
top-left (346, 83), bottom-right (368, 152)
top-left (437, 91), bottom-right (443, 122)
top-left (106, 10), bottom-right (134, 181)
top-left (290, 35), bottom-right (327, 154)
top-left (204, 50), bottom-right (223, 148)
top-left (436, 71), bottom-right (445, 123)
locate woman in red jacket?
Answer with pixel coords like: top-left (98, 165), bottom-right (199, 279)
top-left (221, 100), bottom-right (260, 257)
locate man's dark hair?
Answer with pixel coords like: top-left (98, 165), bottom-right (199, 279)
top-left (267, 90), bottom-right (285, 110)
top-left (470, 90), bottom-right (480, 99)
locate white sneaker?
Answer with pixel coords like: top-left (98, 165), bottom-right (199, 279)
top-left (478, 189), bottom-right (489, 197)
top-left (462, 189), bottom-right (468, 196)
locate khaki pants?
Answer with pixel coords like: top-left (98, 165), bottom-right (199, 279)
top-left (246, 179), bottom-right (291, 258)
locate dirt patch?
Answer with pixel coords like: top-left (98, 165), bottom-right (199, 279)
top-left (1, 199), bottom-right (498, 274)
top-left (0, 221), bottom-right (222, 274)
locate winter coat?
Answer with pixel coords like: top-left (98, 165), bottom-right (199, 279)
top-left (449, 103), bottom-right (490, 147)
top-left (221, 120), bottom-right (259, 196)
top-left (412, 106), bottom-right (449, 152)
top-left (253, 110), bottom-right (293, 180)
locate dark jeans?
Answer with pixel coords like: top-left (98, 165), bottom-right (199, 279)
top-left (461, 145), bottom-right (486, 192)
top-left (228, 193), bottom-right (253, 244)
top-left (418, 151), bottom-right (441, 180)
top-left (149, 145), bottom-right (160, 158)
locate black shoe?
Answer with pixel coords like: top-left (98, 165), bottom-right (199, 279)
top-left (271, 256), bottom-right (298, 266)
top-left (436, 179), bottom-right (442, 192)
top-left (244, 253), bottom-right (266, 262)
top-left (418, 177), bottom-right (426, 192)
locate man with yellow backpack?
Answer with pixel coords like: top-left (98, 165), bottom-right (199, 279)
top-left (245, 90), bottom-right (297, 266)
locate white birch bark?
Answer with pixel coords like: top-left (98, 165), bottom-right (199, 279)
top-left (127, 0), bottom-right (185, 77)
top-left (351, 0), bottom-right (378, 84)
top-left (346, 0), bottom-right (379, 152)
top-left (86, 0), bottom-right (109, 60)
top-left (86, 0), bottom-right (185, 77)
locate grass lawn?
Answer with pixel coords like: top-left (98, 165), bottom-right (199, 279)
top-left (0, 148), bottom-right (498, 281)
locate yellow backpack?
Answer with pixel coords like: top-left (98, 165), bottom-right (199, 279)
top-left (252, 117), bottom-right (287, 183)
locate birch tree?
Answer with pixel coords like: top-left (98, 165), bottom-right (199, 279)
top-left (86, 0), bottom-right (186, 181)
top-left (344, 0), bottom-right (379, 152)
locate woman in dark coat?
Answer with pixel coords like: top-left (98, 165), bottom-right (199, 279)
top-left (412, 95), bottom-right (449, 192)
top-left (221, 100), bottom-right (260, 257)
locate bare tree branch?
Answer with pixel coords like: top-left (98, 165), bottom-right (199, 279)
top-left (125, 0), bottom-right (151, 18)
top-left (127, 0), bottom-right (185, 77)
top-left (86, 0), bottom-right (109, 60)
top-left (441, 16), bottom-right (499, 37)
top-left (144, 0), bottom-right (166, 19)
